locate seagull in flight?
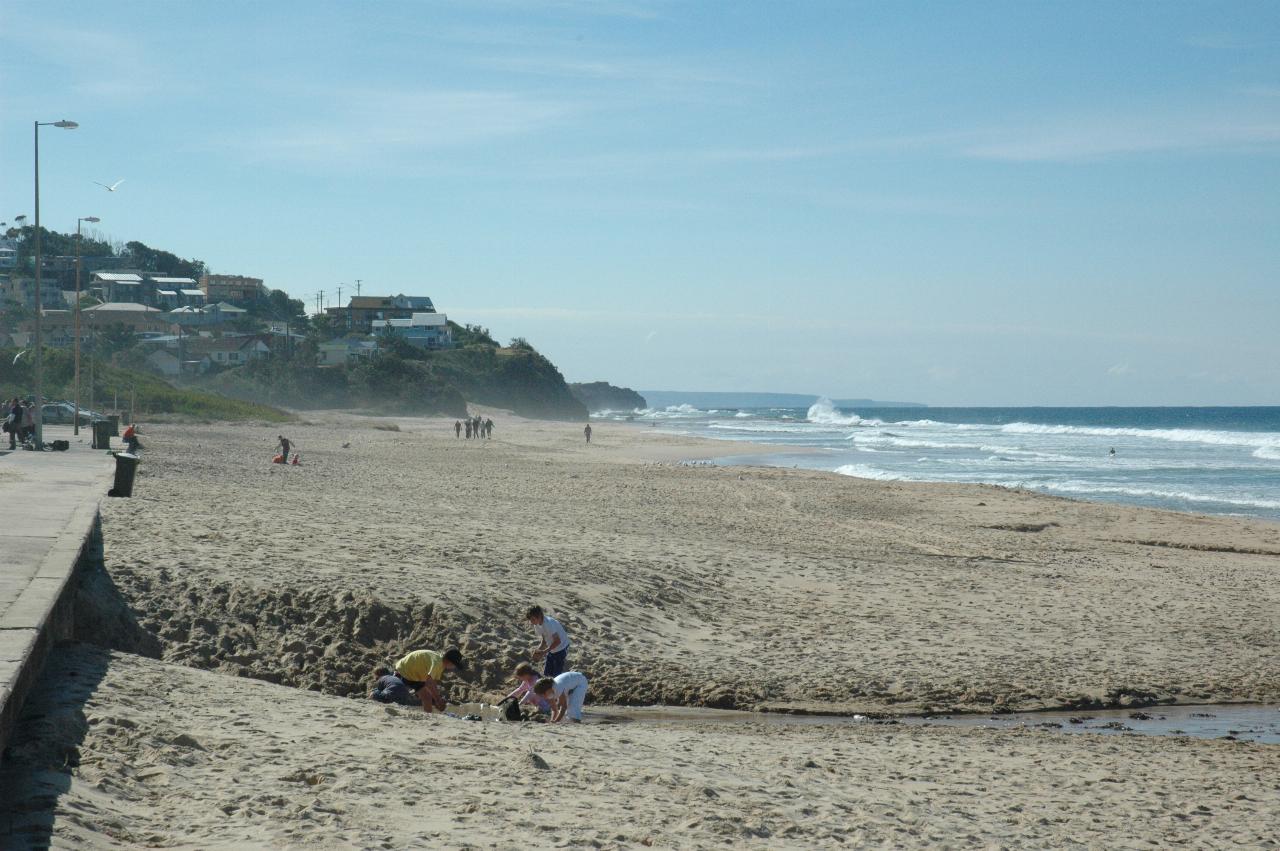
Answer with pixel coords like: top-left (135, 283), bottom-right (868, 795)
top-left (94, 179), bottom-right (125, 192)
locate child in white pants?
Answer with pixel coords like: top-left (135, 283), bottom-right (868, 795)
top-left (534, 671), bottom-right (588, 723)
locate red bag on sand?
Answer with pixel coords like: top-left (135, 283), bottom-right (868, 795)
top-left (272, 454), bottom-right (284, 464)
top-left (291, 454), bottom-right (300, 466)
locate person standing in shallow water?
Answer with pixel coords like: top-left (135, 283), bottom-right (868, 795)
top-left (583, 423), bottom-right (592, 444)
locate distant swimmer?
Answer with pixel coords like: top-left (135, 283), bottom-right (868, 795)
top-left (1109, 447), bottom-right (1116, 457)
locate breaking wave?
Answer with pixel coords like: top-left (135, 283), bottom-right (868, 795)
top-left (1001, 422), bottom-right (1280, 461)
top-left (806, 398), bottom-right (882, 427)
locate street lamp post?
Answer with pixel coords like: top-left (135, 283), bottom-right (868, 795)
top-left (32, 118), bottom-right (78, 449)
top-left (73, 215), bottom-right (100, 435)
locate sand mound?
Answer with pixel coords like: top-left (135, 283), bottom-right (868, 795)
top-left (108, 573), bottom-right (757, 708)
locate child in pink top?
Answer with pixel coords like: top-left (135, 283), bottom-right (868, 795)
top-left (505, 662), bottom-right (551, 714)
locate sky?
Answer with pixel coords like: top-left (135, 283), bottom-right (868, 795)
top-left (2, 1), bottom-right (1278, 406)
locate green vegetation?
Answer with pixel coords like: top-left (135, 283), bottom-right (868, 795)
top-left (0, 348), bottom-right (290, 422)
top-left (1, 227), bottom-right (591, 421)
top-left (202, 338), bottom-right (587, 420)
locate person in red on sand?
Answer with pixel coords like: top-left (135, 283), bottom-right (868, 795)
top-left (122, 423), bottom-right (142, 454)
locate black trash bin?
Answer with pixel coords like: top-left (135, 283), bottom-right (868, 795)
top-left (108, 451), bottom-right (139, 497)
top-left (92, 420), bottom-right (113, 450)
top-left (108, 415), bottom-right (120, 436)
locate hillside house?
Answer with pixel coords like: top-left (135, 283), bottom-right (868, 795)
top-left (326, 293), bottom-right (437, 334)
top-left (318, 338), bottom-right (378, 365)
top-left (188, 336), bottom-right (270, 366)
top-left (371, 311), bottom-right (452, 349)
top-left (201, 274), bottom-right (265, 305)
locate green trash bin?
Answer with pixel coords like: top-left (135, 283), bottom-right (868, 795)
top-left (108, 451), bottom-right (139, 497)
top-left (92, 420), bottom-right (113, 450)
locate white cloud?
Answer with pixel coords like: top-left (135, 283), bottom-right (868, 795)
top-left (1107, 363), bottom-right (1133, 376)
top-left (210, 87), bottom-right (576, 166)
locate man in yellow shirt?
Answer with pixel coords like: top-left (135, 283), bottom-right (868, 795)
top-left (371, 647), bottom-right (467, 712)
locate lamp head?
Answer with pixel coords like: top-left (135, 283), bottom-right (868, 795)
top-left (82, 216), bottom-right (100, 223)
top-left (53, 120), bottom-right (78, 129)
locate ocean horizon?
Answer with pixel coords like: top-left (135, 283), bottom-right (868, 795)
top-left (594, 400), bottom-right (1280, 522)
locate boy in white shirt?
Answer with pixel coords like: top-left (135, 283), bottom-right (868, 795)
top-left (534, 671), bottom-right (589, 723)
top-left (525, 605), bottom-right (571, 677)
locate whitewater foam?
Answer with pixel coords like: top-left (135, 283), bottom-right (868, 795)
top-left (807, 398), bottom-right (883, 427)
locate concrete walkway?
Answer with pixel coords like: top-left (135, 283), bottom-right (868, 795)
top-left (0, 425), bottom-right (113, 758)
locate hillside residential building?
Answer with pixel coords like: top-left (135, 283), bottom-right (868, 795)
top-left (152, 278), bottom-right (202, 309)
top-left (318, 338), bottom-right (378, 365)
top-left (92, 272), bottom-right (145, 303)
top-left (187, 336), bottom-right (270, 366)
top-left (1, 276), bottom-right (69, 309)
top-left (201, 273), bottom-right (265, 305)
top-left (146, 349), bottom-right (182, 377)
top-left (80, 302), bottom-right (170, 332)
top-left (371, 311), bottom-right (452, 349)
top-left (167, 302), bottom-right (248, 327)
top-left (326, 293), bottom-right (436, 334)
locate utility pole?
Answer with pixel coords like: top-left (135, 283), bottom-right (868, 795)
top-left (335, 284), bottom-right (343, 307)
top-left (355, 279), bottom-right (362, 296)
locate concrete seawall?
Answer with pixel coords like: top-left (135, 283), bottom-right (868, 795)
top-left (0, 436), bottom-right (113, 760)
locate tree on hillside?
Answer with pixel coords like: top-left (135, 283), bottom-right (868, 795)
top-left (8, 225), bottom-right (114, 270)
top-left (96, 323), bottom-right (137, 359)
top-left (124, 241), bottom-right (207, 279)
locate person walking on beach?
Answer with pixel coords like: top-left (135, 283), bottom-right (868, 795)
top-left (370, 647), bottom-right (467, 712)
top-left (454, 420), bottom-right (462, 438)
top-left (276, 435), bottom-right (291, 463)
top-left (526, 605), bottom-right (571, 677)
top-left (583, 423), bottom-right (592, 444)
top-left (533, 671), bottom-right (589, 723)
top-left (465, 420), bottom-right (473, 439)
top-left (485, 418), bottom-right (494, 439)
top-left (5, 398), bottom-right (18, 450)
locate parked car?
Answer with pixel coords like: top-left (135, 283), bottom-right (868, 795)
top-left (41, 403), bottom-right (105, 425)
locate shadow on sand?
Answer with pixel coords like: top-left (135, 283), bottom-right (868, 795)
top-left (0, 516), bottom-right (159, 849)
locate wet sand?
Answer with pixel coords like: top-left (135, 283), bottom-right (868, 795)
top-left (2, 411), bottom-right (1278, 847)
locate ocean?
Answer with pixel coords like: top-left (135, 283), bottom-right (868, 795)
top-left (593, 401), bottom-right (1280, 522)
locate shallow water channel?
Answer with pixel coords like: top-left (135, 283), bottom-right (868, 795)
top-left (450, 703), bottom-right (1279, 744)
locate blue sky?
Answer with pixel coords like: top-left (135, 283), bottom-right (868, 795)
top-left (2, 1), bottom-right (1277, 405)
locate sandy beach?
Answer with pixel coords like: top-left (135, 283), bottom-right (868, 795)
top-left (2, 413), bottom-right (1278, 847)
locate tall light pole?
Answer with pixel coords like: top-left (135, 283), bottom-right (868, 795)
top-left (32, 118), bottom-right (78, 449)
top-left (73, 215), bottom-right (100, 435)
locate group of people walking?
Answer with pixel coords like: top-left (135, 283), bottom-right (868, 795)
top-left (370, 604), bottom-right (590, 724)
top-left (3, 398), bottom-right (36, 449)
top-left (455, 416), bottom-right (494, 439)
